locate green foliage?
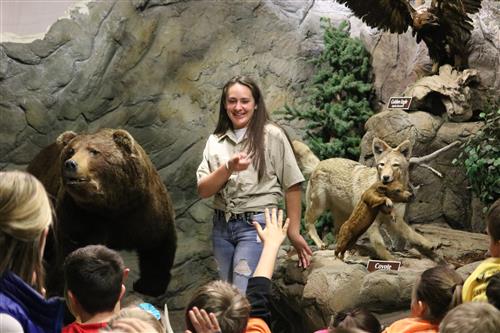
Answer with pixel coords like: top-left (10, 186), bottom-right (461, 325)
top-left (281, 18), bottom-right (374, 161)
top-left (453, 105), bottom-right (500, 209)
top-left (281, 19), bottom-right (375, 246)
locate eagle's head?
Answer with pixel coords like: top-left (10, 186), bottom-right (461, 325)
top-left (413, 10), bottom-right (439, 30)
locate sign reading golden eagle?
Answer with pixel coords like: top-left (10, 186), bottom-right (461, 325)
top-left (336, 0), bottom-right (482, 72)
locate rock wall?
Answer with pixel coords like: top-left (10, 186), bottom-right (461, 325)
top-left (1, 0), bottom-right (498, 330)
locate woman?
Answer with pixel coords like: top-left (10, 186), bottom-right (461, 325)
top-left (0, 170), bottom-right (65, 333)
top-left (197, 75), bottom-right (312, 292)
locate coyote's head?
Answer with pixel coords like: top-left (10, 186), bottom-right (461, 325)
top-left (372, 138), bottom-right (412, 185)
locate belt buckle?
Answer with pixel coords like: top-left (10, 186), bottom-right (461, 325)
top-left (228, 211), bottom-right (260, 221)
top-left (230, 212), bottom-right (250, 221)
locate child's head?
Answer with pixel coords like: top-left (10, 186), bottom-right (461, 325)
top-left (486, 272), bottom-right (500, 310)
top-left (185, 280), bottom-right (251, 333)
top-left (0, 170), bottom-right (53, 293)
top-left (104, 306), bottom-right (164, 333)
top-left (328, 308), bottom-right (381, 333)
top-left (487, 199), bottom-right (500, 257)
top-left (411, 265), bottom-right (463, 324)
top-left (330, 329), bottom-right (369, 333)
top-left (64, 244), bottom-right (125, 317)
top-left (439, 301), bottom-right (500, 333)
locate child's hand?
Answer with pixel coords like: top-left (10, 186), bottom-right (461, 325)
top-left (253, 208), bottom-right (289, 248)
top-left (185, 307), bottom-right (221, 333)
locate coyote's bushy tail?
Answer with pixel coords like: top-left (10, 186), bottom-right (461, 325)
top-left (292, 140), bottom-right (320, 180)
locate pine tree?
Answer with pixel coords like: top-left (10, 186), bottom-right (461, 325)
top-left (281, 18), bottom-right (375, 246)
top-left (283, 18), bottom-right (374, 160)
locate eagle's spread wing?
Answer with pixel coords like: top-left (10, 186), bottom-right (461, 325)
top-left (431, 0), bottom-right (482, 48)
top-left (337, 0), bottom-right (414, 33)
top-left (460, 0), bottom-right (482, 15)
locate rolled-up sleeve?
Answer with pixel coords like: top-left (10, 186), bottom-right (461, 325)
top-left (196, 139), bottom-right (211, 183)
top-left (270, 127), bottom-right (304, 190)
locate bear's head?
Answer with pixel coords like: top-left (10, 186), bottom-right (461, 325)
top-left (58, 128), bottom-right (149, 211)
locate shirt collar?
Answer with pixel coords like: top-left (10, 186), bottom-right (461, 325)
top-left (218, 128), bottom-right (247, 144)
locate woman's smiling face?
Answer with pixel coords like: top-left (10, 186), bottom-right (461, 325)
top-left (225, 83), bottom-right (256, 129)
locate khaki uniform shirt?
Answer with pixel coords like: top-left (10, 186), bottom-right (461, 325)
top-left (197, 123), bottom-right (304, 221)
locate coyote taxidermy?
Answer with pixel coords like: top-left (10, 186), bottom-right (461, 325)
top-left (295, 137), bottom-right (457, 260)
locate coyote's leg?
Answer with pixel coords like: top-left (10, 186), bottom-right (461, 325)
top-left (386, 213), bottom-right (434, 250)
top-left (383, 210), bottom-right (445, 262)
top-left (305, 196), bottom-right (327, 249)
top-left (366, 220), bottom-right (396, 260)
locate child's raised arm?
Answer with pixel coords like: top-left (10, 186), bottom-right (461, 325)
top-left (252, 208), bottom-right (289, 279)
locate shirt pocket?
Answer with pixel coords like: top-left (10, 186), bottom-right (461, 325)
top-left (235, 168), bottom-right (257, 193)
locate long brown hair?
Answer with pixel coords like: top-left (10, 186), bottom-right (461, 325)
top-left (414, 265), bottom-right (463, 324)
top-left (215, 76), bottom-right (270, 180)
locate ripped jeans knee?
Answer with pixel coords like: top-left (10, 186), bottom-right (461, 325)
top-left (234, 259), bottom-right (252, 277)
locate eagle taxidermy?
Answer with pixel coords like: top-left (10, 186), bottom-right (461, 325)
top-left (337, 0), bottom-right (482, 73)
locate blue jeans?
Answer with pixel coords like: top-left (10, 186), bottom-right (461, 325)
top-left (212, 210), bottom-right (265, 293)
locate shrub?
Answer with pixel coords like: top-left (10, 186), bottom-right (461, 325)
top-left (453, 104), bottom-right (500, 209)
top-left (282, 18), bottom-right (374, 161)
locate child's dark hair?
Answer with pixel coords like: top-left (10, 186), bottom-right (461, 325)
top-left (486, 272), bottom-right (500, 310)
top-left (64, 244), bottom-right (125, 314)
top-left (328, 308), bottom-right (381, 333)
top-left (487, 198), bottom-right (500, 242)
top-left (413, 265), bottom-right (463, 324)
top-left (330, 328), bottom-right (370, 333)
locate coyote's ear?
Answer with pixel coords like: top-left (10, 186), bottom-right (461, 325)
top-left (372, 138), bottom-right (390, 158)
top-left (396, 140), bottom-right (412, 160)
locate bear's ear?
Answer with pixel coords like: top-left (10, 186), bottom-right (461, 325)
top-left (372, 137), bottom-right (390, 158)
top-left (56, 131), bottom-right (77, 147)
top-left (113, 129), bottom-right (135, 155)
top-left (396, 139), bottom-right (412, 160)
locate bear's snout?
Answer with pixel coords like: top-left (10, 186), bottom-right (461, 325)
top-left (64, 159), bottom-right (78, 172)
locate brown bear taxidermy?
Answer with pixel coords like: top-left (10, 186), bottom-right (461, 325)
top-left (27, 128), bottom-right (176, 297)
top-left (335, 180), bottom-right (413, 259)
top-left (336, 0), bottom-right (482, 73)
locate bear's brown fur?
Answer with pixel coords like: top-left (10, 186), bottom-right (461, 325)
top-left (335, 180), bottom-right (413, 260)
top-left (28, 128), bottom-right (176, 297)
top-left (27, 131), bottom-right (77, 199)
